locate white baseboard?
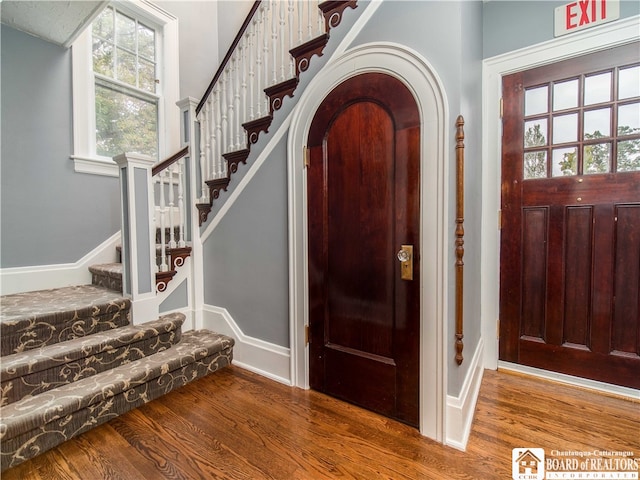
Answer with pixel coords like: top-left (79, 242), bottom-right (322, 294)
top-left (202, 305), bottom-right (291, 386)
top-left (445, 338), bottom-right (484, 451)
top-left (0, 232), bottom-right (120, 295)
top-left (498, 361), bottom-right (640, 401)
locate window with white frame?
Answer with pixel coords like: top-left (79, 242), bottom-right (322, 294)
top-left (72, 2), bottom-right (179, 176)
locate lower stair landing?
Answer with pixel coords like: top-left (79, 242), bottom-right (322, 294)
top-left (0, 285), bottom-right (234, 472)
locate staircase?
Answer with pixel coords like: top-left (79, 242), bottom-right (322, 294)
top-left (0, 0), bottom-right (359, 472)
top-left (0, 277), bottom-right (234, 471)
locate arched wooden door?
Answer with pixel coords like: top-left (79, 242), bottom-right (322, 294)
top-left (307, 73), bottom-right (421, 426)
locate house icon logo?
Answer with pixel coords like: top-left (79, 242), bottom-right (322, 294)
top-left (512, 448), bottom-right (545, 480)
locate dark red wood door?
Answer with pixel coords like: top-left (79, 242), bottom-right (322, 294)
top-left (307, 73), bottom-right (420, 426)
top-left (500, 43), bottom-right (640, 389)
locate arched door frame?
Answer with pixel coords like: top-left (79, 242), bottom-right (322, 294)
top-left (287, 43), bottom-right (450, 441)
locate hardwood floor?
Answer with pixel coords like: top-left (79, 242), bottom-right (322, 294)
top-left (4, 366), bottom-right (639, 479)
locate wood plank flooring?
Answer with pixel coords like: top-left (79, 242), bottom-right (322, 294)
top-left (3, 366), bottom-right (638, 479)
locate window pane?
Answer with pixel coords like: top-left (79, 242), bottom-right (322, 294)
top-left (524, 151), bottom-right (548, 179)
top-left (618, 66), bottom-right (640, 100)
top-left (617, 139), bottom-right (640, 172)
top-left (552, 147), bottom-right (577, 176)
top-left (116, 12), bottom-right (136, 52)
top-left (116, 48), bottom-right (137, 87)
top-left (138, 23), bottom-right (155, 61)
top-left (93, 7), bottom-right (113, 41)
top-left (584, 72), bottom-right (612, 105)
top-left (553, 79), bottom-right (578, 111)
top-left (618, 103), bottom-right (640, 136)
top-left (524, 119), bottom-right (547, 147)
top-left (553, 113), bottom-right (578, 144)
top-left (525, 86), bottom-right (548, 116)
top-left (139, 59), bottom-right (156, 93)
top-left (583, 108), bottom-right (610, 139)
top-left (95, 83), bottom-right (158, 158)
top-left (584, 143), bottom-right (611, 174)
top-left (92, 39), bottom-right (113, 77)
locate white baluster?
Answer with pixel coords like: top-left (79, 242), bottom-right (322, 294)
top-left (262, 4), bottom-right (270, 112)
top-left (227, 66), bottom-right (235, 152)
top-left (168, 163), bottom-right (176, 249)
top-left (307, 0), bottom-right (313, 40)
top-left (288, 0), bottom-right (295, 77)
top-left (297, 0), bottom-right (303, 45)
top-left (234, 55), bottom-right (242, 150)
top-left (198, 111), bottom-right (207, 201)
top-left (202, 101), bottom-right (210, 184)
top-left (214, 85), bottom-right (224, 177)
top-left (271, 0), bottom-right (278, 85)
top-left (220, 73), bottom-right (228, 155)
top-left (240, 36), bottom-right (248, 130)
top-left (279, 0), bottom-right (286, 82)
top-left (177, 158), bottom-right (186, 248)
top-left (159, 170), bottom-right (168, 272)
top-left (248, 23), bottom-right (256, 121)
top-left (207, 95), bottom-right (215, 182)
top-left (255, 11), bottom-right (263, 118)
top-left (317, 0), bottom-right (324, 35)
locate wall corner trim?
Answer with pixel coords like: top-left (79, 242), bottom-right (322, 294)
top-left (202, 304), bottom-right (292, 386)
top-left (445, 337), bottom-right (484, 451)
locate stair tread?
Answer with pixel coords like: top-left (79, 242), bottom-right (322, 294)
top-left (0, 329), bottom-right (234, 439)
top-left (88, 263), bottom-right (122, 277)
top-left (0, 284), bottom-right (128, 325)
top-left (1, 313), bottom-right (185, 382)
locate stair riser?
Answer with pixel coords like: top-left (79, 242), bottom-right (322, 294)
top-left (0, 346), bottom-right (233, 472)
top-left (90, 272), bottom-right (123, 292)
top-left (1, 329), bottom-right (182, 406)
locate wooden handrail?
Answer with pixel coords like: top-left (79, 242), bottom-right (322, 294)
top-left (196, 1), bottom-right (262, 116)
top-left (455, 115), bottom-right (465, 365)
top-left (152, 146), bottom-right (189, 176)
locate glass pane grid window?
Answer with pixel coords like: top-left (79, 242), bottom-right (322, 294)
top-left (92, 6), bottom-right (159, 159)
top-left (522, 63), bottom-right (640, 180)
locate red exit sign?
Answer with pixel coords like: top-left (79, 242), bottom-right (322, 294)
top-left (554, 0), bottom-right (620, 37)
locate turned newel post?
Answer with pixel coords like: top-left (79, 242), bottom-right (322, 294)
top-left (115, 152), bottom-right (158, 324)
top-left (455, 115), bottom-right (465, 365)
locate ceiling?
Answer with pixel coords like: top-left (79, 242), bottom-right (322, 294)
top-left (1, 1), bottom-right (108, 48)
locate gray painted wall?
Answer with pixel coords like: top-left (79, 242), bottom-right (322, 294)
top-left (204, 136), bottom-right (289, 346)
top-left (483, 0), bottom-right (640, 59)
top-left (1, 26), bottom-right (121, 268)
top-left (159, 1), bottom-right (220, 100)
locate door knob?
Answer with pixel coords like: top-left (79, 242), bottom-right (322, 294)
top-left (397, 245), bottom-right (413, 280)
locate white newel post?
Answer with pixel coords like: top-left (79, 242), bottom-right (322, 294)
top-left (115, 152), bottom-right (159, 325)
top-left (177, 97), bottom-right (204, 330)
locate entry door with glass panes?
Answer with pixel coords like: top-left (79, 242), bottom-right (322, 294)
top-left (499, 42), bottom-right (640, 389)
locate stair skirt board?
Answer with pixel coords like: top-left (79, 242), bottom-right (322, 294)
top-left (0, 330), bottom-right (234, 472)
top-left (0, 285), bottom-right (131, 356)
top-left (202, 305), bottom-right (290, 385)
top-left (1, 314), bottom-right (185, 406)
top-left (0, 233), bottom-right (121, 296)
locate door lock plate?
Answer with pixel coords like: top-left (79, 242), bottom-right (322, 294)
top-left (397, 245), bottom-right (414, 281)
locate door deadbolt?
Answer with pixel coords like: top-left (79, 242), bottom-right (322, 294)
top-left (397, 245), bottom-right (414, 281)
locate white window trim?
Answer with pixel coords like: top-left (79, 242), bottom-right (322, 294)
top-left (71, 0), bottom-right (179, 177)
